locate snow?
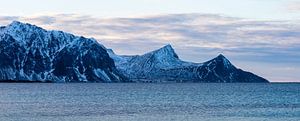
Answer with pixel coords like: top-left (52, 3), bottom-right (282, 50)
top-left (0, 21), bottom-right (124, 82)
top-left (0, 21), bottom-right (268, 83)
top-left (93, 69), bottom-right (111, 82)
top-left (108, 44), bottom-right (268, 83)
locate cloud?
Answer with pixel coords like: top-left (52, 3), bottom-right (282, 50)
top-left (287, 1), bottom-right (300, 11)
top-left (0, 13), bottom-right (300, 82)
top-left (0, 13), bottom-right (299, 59)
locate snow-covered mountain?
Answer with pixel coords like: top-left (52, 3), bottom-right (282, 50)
top-left (0, 21), bottom-right (127, 82)
top-left (108, 45), bottom-right (269, 83)
top-left (0, 21), bottom-right (268, 83)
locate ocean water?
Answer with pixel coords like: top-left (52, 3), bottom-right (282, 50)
top-left (0, 83), bottom-right (299, 121)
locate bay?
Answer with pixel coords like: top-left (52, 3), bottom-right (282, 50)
top-left (0, 83), bottom-right (299, 121)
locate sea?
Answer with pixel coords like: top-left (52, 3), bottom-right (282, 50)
top-left (0, 83), bottom-right (299, 121)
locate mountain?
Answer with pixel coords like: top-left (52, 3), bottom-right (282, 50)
top-left (0, 21), bottom-right (269, 83)
top-left (0, 21), bottom-right (127, 82)
top-left (108, 45), bottom-right (269, 83)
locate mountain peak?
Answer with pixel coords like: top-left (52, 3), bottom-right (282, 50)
top-left (152, 44), bottom-right (179, 59)
top-left (161, 44), bottom-right (173, 50)
top-left (216, 54), bottom-right (226, 59)
top-left (205, 54), bottom-right (234, 69)
top-left (8, 21), bottom-right (29, 28)
top-left (7, 21), bottom-right (43, 30)
top-left (156, 44), bottom-right (174, 53)
top-left (10, 21), bottom-right (23, 25)
top-left (214, 53), bottom-right (227, 60)
top-left (2, 21), bottom-right (46, 43)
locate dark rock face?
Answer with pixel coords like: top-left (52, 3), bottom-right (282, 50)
top-left (191, 54), bottom-right (268, 83)
top-left (109, 45), bottom-right (269, 83)
top-left (0, 21), bottom-right (269, 83)
top-left (0, 21), bottom-right (126, 82)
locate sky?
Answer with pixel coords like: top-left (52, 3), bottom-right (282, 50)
top-left (0, 0), bottom-right (299, 82)
top-left (0, 0), bottom-right (300, 20)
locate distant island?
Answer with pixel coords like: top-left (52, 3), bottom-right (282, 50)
top-left (0, 21), bottom-right (269, 83)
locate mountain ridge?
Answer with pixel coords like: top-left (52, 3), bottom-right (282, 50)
top-left (0, 21), bottom-right (269, 83)
top-left (0, 21), bottom-right (127, 82)
top-left (108, 45), bottom-right (269, 83)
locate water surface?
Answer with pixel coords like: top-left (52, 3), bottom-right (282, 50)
top-left (0, 83), bottom-right (299, 121)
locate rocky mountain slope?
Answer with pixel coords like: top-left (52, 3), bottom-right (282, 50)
top-left (0, 21), bottom-right (126, 82)
top-left (108, 45), bottom-right (269, 83)
top-left (0, 21), bottom-right (269, 83)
